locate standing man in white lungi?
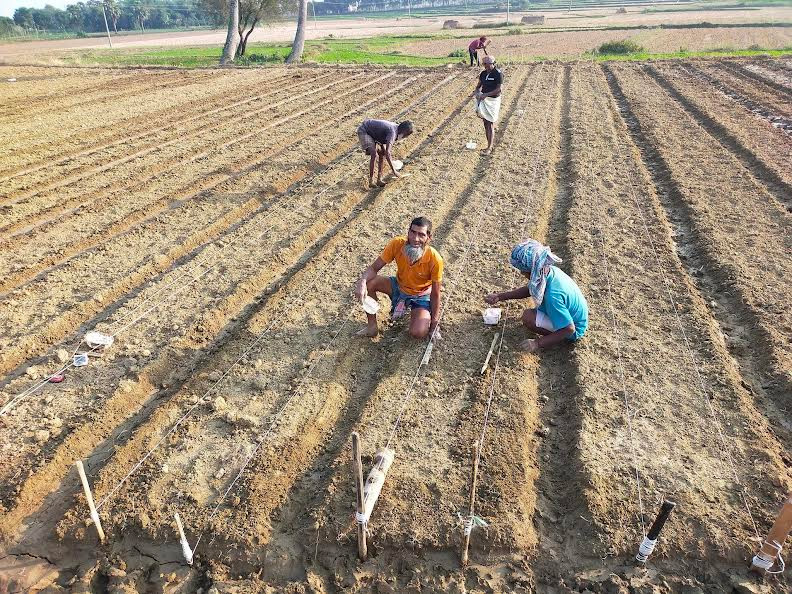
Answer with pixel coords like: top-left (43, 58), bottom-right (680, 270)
top-left (472, 56), bottom-right (503, 155)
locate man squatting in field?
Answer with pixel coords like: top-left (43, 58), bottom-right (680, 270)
top-left (355, 217), bottom-right (443, 340)
top-left (357, 118), bottom-right (414, 188)
top-left (485, 239), bottom-right (588, 352)
top-left (472, 56), bottom-right (503, 155)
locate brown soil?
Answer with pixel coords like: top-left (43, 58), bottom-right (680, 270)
top-left (405, 26), bottom-right (792, 60)
top-left (0, 60), bottom-right (790, 593)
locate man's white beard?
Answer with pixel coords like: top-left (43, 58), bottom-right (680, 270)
top-left (405, 244), bottom-right (425, 263)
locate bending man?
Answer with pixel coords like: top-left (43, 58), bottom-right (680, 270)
top-left (355, 216), bottom-right (443, 340)
top-left (468, 36), bottom-right (490, 67)
top-left (485, 239), bottom-right (588, 352)
top-left (472, 56), bottom-right (503, 155)
top-left (357, 118), bottom-right (414, 188)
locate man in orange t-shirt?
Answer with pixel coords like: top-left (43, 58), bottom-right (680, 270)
top-left (354, 216), bottom-right (444, 340)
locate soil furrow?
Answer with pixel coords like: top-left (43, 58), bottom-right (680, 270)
top-left (603, 64), bottom-right (792, 454)
top-left (644, 64), bottom-right (792, 211)
top-left (0, 69), bottom-right (311, 183)
top-left (0, 73), bottom-right (469, 543)
top-left (682, 62), bottom-right (792, 137)
top-left (530, 65), bottom-right (600, 584)
top-left (602, 65), bottom-right (790, 558)
top-left (705, 61), bottom-right (792, 118)
top-left (721, 60), bottom-right (792, 99)
top-left (0, 70), bottom-right (217, 124)
top-left (0, 71), bottom-right (361, 203)
top-left (0, 73), bottom-right (462, 379)
top-left (0, 73), bottom-right (411, 293)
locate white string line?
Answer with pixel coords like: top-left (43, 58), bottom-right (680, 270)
top-left (92, 74), bottom-right (461, 510)
top-left (103, 71), bottom-right (402, 334)
top-left (384, 63), bottom-right (546, 451)
top-left (584, 69), bottom-right (648, 538)
top-left (189, 308), bottom-right (356, 554)
top-left (473, 65), bottom-right (556, 458)
top-left (615, 63), bottom-right (760, 538)
top-left (2, 73), bottom-right (452, 417)
top-left (596, 231), bottom-right (647, 537)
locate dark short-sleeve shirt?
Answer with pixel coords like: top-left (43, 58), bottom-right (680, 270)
top-left (361, 119), bottom-right (399, 145)
top-left (479, 68), bottom-right (503, 94)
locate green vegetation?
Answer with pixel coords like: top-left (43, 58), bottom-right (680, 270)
top-left (595, 39), bottom-right (646, 55)
top-left (61, 35), bottom-right (458, 68)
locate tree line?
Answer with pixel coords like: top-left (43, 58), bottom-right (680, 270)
top-left (5, 1), bottom-right (222, 36)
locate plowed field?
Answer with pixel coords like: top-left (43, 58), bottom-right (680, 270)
top-left (0, 61), bottom-right (790, 593)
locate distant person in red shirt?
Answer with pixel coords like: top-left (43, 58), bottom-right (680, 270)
top-left (468, 36), bottom-right (490, 67)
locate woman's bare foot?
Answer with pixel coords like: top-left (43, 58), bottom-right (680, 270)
top-left (356, 325), bottom-right (378, 338)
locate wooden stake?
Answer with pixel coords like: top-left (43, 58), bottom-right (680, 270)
top-left (751, 492), bottom-right (792, 574)
top-left (75, 460), bottom-right (105, 542)
top-left (352, 432), bottom-right (367, 560)
top-left (480, 332), bottom-right (500, 375)
top-left (461, 441), bottom-right (480, 566)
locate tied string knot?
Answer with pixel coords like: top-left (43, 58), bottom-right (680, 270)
top-left (457, 512), bottom-right (488, 536)
top-left (752, 540), bottom-right (786, 575)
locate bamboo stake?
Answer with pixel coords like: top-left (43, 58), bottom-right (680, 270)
top-left (352, 432), bottom-right (367, 560)
top-left (480, 332), bottom-right (500, 375)
top-left (751, 493), bottom-right (792, 574)
top-left (461, 441), bottom-right (480, 566)
top-left (174, 512), bottom-right (194, 565)
top-left (75, 460), bottom-right (105, 542)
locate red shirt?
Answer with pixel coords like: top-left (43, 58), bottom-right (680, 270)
top-left (468, 39), bottom-right (485, 51)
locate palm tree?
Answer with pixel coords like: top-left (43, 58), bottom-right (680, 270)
top-left (285, 0), bottom-right (307, 64)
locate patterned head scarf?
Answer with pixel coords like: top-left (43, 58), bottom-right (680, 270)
top-left (510, 239), bottom-right (562, 305)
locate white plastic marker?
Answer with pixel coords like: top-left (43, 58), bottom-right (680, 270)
top-left (85, 331), bottom-right (114, 349)
top-left (174, 513), bottom-right (194, 565)
top-left (465, 141), bottom-right (478, 150)
top-left (361, 296), bottom-right (380, 315)
top-left (482, 308), bottom-right (501, 325)
top-left (75, 460), bottom-right (105, 542)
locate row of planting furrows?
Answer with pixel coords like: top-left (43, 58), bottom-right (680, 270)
top-left (0, 66), bottom-right (304, 180)
top-left (528, 62), bottom-right (790, 589)
top-left (0, 68), bottom-right (347, 203)
top-left (604, 61), bottom-right (792, 563)
top-left (743, 60), bottom-right (792, 92)
top-left (37, 64), bottom-right (550, 590)
top-left (0, 66), bottom-right (134, 116)
top-left (604, 63), bottom-right (792, 458)
top-left (648, 62), bottom-right (792, 210)
top-left (0, 69), bottom-right (471, 551)
top-left (721, 59), bottom-right (792, 98)
top-left (0, 70), bottom-right (408, 293)
top-left (704, 61), bottom-right (792, 118)
top-left (755, 58), bottom-right (792, 78)
top-left (678, 62), bottom-right (792, 140)
top-left (0, 67), bottom-right (358, 186)
top-left (0, 70), bottom-right (453, 381)
top-left (0, 67), bottom-right (218, 123)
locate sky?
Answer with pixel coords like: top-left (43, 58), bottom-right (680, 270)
top-left (2, 1), bottom-right (75, 19)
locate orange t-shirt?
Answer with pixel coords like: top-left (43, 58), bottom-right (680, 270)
top-left (380, 237), bottom-right (444, 296)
